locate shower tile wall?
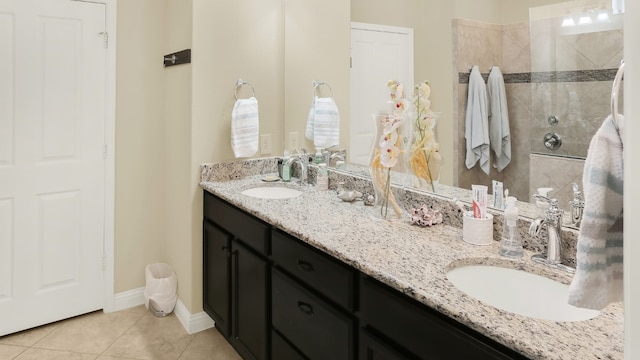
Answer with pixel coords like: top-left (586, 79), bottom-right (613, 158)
top-left (529, 154), bottom-right (584, 212)
top-left (452, 19), bottom-right (532, 202)
top-left (453, 16), bottom-right (622, 204)
top-left (529, 17), bottom-right (623, 158)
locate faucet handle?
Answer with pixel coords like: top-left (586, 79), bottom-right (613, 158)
top-left (532, 193), bottom-right (556, 206)
top-left (571, 182), bottom-right (584, 202)
top-left (533, 194), bottom-right (562, 221)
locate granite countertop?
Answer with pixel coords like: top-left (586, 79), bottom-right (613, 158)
top-left (199, 164), bottom-right (623, 360)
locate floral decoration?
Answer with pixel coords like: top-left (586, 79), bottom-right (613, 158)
top-left (369, 81), bottom-right (408, 219)
top-left (408, 81), bottom-right (441, 192)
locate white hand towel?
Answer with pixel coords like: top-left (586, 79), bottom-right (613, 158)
top-left (487, 66), bottom-right (511, 172)
top-left (305, 96), bottom-right (340, 149)
top-left (231, 97), bottom-right (259, 158)
top-left (568, 115), bottom-right (624, 310)
top-left (464, 66), bottom-right (490, 175)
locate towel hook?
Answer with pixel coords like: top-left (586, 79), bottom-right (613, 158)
top-left (312, 80), bottom-right (334, 98)
top-left (235, 79), bottom-right (256, 100)
top-left (611, 60), bottom-right (624, 130)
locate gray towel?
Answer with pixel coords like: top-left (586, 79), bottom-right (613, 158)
top-left (487, 66), bottom-right (511, 172)
top-left (464, 66), bottom-right (490, 175)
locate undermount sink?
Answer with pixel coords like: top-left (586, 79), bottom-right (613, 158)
top-left (241, 186), bottom-right (302, 199)
top-left (446, 265), bottom-right (600, 322)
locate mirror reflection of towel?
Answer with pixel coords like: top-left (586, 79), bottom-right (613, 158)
top-left (464, 66), bottom-right (490, 174)
top-left (487, 66), bottom-right (511, 172)
top-left (305, 96), bottom-right (340, 148)
top-left (231, 97), bottom-right (259, 158)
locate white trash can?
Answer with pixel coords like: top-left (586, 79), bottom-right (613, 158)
top-left (144, 263), bottom-right (178, 317)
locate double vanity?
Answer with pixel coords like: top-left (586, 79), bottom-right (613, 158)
top-left (199, 159), bottom-right (623, 360)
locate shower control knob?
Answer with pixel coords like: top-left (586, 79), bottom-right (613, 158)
top-left (543, 132), bottom-right (562, 150)
top-left (547, 115), bottom-right (559, 126)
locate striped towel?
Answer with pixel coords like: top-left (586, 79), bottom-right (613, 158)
top-left (568, 115), bottom-right (624, 310)
top-left (305, 96), bottom-right (340, 148)
top-left (231, 97), bottom-right (259, 158)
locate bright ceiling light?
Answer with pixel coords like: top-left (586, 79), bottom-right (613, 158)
top-left (597, 11), bottom-right (610, 21)
top-left (578, 15), bottom-right (593, 25)
top-left (561, 17), bottom-right (576, 27)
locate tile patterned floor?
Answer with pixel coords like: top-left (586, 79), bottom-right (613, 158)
top-left (0, 306), bottom-right (241, 360)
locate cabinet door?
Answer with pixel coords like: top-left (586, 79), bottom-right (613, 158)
top-left (360, 276), bottom-right (525, 360)
top-left (231, 240), bottom-right (269, 360)
top-left (203, 220), bottom-right (231, 337)
top-left (359, 328), bottom-right (417, 360)
top-left (272, 330), bottom-right (307, 360)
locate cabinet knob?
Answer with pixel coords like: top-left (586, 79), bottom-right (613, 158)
top-left (297, 301), bottom-right (314, 316)
top-left (297, 260), bottom-right (315, 272)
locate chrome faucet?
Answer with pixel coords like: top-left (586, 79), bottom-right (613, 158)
top-left (569, 182), bottom-right (584, 228)
top-left (284, 155), bottom-right (308, 186)
top-left (320, 146), bottom-right (345, 167)
top-left (328, 152), bottom-right (345, 167)
top-left (528, 194), bottom-right (574, 273)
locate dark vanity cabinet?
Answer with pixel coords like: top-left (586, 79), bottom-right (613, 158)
top-left (203, 190), bottom-right (529, 360)
top-left (271, 229), bottom-right (356, 359)
top-left (359, 276), bottom-right (528, 360)
top-left (203, 220), bottom-right (232, 337)
top-left (203, 191), bottom-right (269, 360)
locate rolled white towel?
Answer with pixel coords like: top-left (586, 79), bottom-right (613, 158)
top-left (231, 97), bottom-right (259, 158)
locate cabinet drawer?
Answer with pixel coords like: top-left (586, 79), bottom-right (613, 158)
top-left (271, 229), bottom-right (355, 310)
top-left (360, 276), bottom-right (525, 360)
top-left (272, 269), bottom-right (354, 360)
top-left (272, 330), bottom-right (306, 360)
top-left (203, 191), bottom-right (269, 254)
top-left (359, 327), bottom-right (418, 360)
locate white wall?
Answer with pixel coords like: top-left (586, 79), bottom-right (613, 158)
top-left (114, 0), bottom-right (167, 293)
top-left (163, 0), bottom-right (194, 313)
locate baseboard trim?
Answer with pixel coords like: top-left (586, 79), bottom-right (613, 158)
top-left (113, 288), bottom-right (214, 334)
top-left (113, 287), bottom-right (145, 311)
top-left (174, 299), bottom-right (215, 334)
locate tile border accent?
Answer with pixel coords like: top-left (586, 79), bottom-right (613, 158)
top-left (458, 68), bottom-right (618, 84)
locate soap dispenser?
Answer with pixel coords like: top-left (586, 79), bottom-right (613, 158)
top-left (499, 196), bottom-right (523, 258)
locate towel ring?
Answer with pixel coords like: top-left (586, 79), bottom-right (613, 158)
top-left (611, 61), bottom-right (624, 130)
top-left (312, 80), bottom-right (334, 98)
top-left (235, 79), bottom-right (256, 100)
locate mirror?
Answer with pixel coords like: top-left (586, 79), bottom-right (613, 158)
top-left (283, 0), bottom-right (623, 225)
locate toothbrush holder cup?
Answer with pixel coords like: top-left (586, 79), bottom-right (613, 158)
top-left (462, 211), bottom-right (494, 245)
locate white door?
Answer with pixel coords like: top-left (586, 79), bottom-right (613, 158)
top-left (0, 0), bottom-right (106, 336)
top-left (350, 23), bottom-right (414, 165)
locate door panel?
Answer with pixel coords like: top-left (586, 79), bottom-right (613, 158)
top-left (0, 0), bottom-right (106, 336)
top-left (350, 23), bottom-right (414, 165)
top-left (0, 12), bottom-right (13, 167)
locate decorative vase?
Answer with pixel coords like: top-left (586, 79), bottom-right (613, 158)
top-left (369, 113), bottom-right (408, 221)
top-left (405, 109), bottom-right (441, 193)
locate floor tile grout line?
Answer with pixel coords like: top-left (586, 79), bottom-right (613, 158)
top-left (176, 329), bottom-right (200, 360)
top-left (97, 308), bottom-right (149, 357)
